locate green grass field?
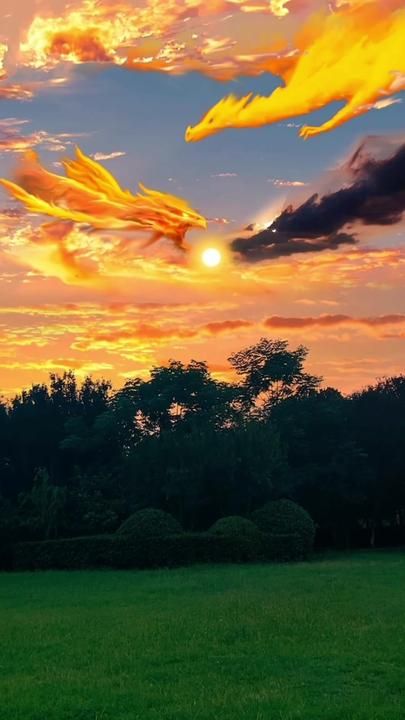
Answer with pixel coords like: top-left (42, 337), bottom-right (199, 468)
top-left (1, 552), bottom-right (405, 720)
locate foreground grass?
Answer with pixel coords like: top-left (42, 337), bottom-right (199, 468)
top-left (1, 552), bottom-right (405, 720)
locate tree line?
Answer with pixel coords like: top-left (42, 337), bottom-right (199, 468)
top-left (1, 337), bottom-right (404, 549)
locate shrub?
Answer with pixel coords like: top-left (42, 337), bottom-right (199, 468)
top-left (209, 515), bottom-right (263, 560)
top-left (210, 515), bottom-right (261, 539)
top-left (116, 508), bottom-right (183, 538)
top-left (261, 532), bottom-right (303, 562)
top-left (13, 532), bottom-right (262, 571)
top-left (13, 535), bottom-right (116, 571)
top-left (251, 499), bottom-right (315, 558)
top-left (12, 528), bottom-right (305, 571)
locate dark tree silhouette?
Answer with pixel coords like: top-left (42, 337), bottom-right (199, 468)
top-left (229, 338), bottom-right (321, 413)
top-left (0, 343), bottom-right (404, 549)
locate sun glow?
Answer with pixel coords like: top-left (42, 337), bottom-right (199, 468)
top-left (202, 247), bottom-right (222, 268)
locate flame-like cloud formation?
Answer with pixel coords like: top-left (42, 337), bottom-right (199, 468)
top-left (0, 147), bottom-right (207, 250)
top-left (232, 134), bottom-right (405, 261)
top-left (186, 0), bottom-right (405, 141)
top-left (19, 0), bottom-right (302, 81)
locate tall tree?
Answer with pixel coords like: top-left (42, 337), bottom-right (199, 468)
top-left (229, 338), bottom-right (321, 413)
top-left (116, 359), bottom-right (240, 435)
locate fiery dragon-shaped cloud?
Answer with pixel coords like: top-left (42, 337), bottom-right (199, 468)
top-left (185, 0), bottom-right (405, 141)
top-left (0, 148), bottom-right (207, 250)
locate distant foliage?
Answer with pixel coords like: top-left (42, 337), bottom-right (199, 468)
top-left (116, 508), bottom-right (183, 538)
top-left (251, 499), bottom-right (315, 558)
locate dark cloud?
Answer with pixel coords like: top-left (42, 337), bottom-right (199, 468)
top-left (233, 137), bottom-right (405, 262)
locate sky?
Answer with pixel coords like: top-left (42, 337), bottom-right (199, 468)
top-left (0, 0), bottom-right (404, 397)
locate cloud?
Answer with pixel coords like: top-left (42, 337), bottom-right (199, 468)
top-left (0, 303), bottom-right (251, 395)
top-left (70, 313), bottom-right (405, 360)
top-left (372, 97), bottom-right (402, 110)
top-left (18, 0), bottom-right (305, 82)
top-left (0, 41), bottom-right (35, 100)
top-left (268, 178), bottom-right (308, 187)
top-left (0, 119), bottom-right (84, 154)
top-left (233, 229), bottom-right (355, 261)
top-left (0, 84), bottom-right (33, 100)
top-left (264, 314), bottom-right (405, 331)
top-left (91, 151), bottom-right (126, 161)
top-left (203, 319), bottom-right (252, 334)
top-left (73, 316), bottom-right (253, 353)
top-left (0, 358), bottom-right (113, 374)
top-left (232, 135), bottom-right (405, 262)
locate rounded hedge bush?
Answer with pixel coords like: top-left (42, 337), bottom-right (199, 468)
top-left (209, 515), bottom-right (262, 540)
top-left (209, 515), bottom-right (263, 561)
top-left (251, 499), bottom-right (315, 557)
top-left (116, 508), bottom-right (183, 538)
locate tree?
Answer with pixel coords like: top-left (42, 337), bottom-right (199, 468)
top-left (61, 468), bottom-right (122, 537)
top-left (228, 338), bottom-right (321, 413)
top-left (1, 354), bottom-right (405, 551)
top-left (17, 468), bottom-right (66, 540)
top-left (116, 359), bottom-right (240, 435)
top-left (349, 376), bottom-right (405, 544)
top-left (272, 389), bottom-right (372, 547)
top-left (125, 420), bottom-right (288, 529)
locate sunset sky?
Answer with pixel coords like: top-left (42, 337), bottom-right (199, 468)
top-left (1, 0), bottom-right (404, 397)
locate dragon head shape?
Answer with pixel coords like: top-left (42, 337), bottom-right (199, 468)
top-left (185, 93), bottom-right (253, 143)
top-left (137, 183), bottom-right (207, 245)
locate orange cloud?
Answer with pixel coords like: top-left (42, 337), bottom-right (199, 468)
top-left (72, 316), bottom-right (253, 353)
top-left (203, 319), bottom-right (252, 334)
top-left (0, 84), bottom-right (33, 100)
top-left (264, 314), bottom-right (405, 332)
top-left (0, 289), bottom-right (404, 398)
top-left (0, 119), bottom-right (84, 155)
top-left (18, 0), bottom-right (304, 81)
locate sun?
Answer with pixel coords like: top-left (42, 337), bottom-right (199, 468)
top-left (202, 247), bottom-right (222, 268)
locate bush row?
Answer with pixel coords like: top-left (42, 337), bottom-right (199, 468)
top-left (11, 530), bottom-right (303, 571)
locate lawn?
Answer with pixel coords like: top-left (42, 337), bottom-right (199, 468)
top-left (1, 552), bottom-right (405, 720)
